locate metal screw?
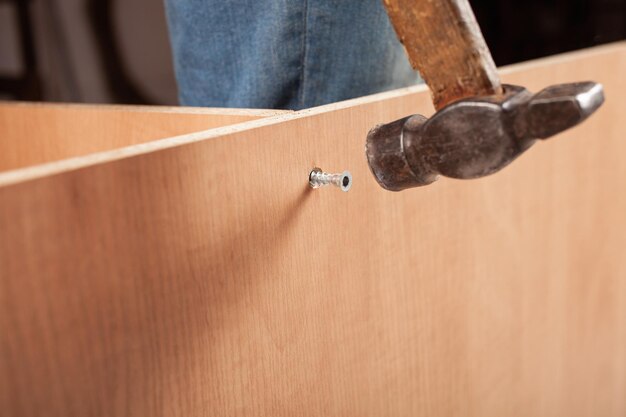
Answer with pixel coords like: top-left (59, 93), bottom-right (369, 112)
top-left (309, 167), bottom-right (352, 192)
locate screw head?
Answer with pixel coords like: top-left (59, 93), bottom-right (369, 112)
top-left (339, 171), bottom-right (352, 192)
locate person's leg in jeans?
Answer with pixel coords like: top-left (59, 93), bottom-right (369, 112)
top-left (164, 0), bottom-right (418, 110)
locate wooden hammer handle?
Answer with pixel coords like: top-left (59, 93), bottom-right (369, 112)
top-left (383, 0), bottom-right (502, 109)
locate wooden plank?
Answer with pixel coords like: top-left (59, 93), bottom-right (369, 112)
top-left (0, 43), bottom-right (625, 417)
top-left (0, 102), bottom-right (287, 171)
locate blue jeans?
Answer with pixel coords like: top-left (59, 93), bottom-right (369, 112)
top-left (164, 0), bottom-right (419, 110)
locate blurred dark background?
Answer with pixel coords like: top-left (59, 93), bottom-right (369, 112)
top-left (0, 0), bottom-right (624, 105)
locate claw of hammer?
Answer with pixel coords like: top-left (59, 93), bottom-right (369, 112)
top-left (365, 82), bottom-right (605, 191)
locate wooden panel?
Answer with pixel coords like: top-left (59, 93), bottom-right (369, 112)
top-left (0, 102), bottom-right (287, 171)
top-left (0, 43), bottom-right (625, 417)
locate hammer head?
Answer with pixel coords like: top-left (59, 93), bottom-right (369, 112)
top-left (366, 82), bottom-right (604, 191)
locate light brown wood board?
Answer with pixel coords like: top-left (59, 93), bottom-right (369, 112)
top-left (0, 102), bottom-right (287, 172)
top-left (0, 43), bottom-right (625, 417)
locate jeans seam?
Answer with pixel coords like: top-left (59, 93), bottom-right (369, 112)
top-left (298, 0), bottom-right (309, 109)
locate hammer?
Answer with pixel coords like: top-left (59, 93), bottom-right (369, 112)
top-left (366, 0), bottom-right (605, 191)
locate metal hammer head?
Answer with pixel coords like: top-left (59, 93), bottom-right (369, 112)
top-left (366, 82), bottom-right (605, 191)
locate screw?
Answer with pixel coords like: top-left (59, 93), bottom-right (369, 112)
top-left (309, 167), bottom-right (352, 192)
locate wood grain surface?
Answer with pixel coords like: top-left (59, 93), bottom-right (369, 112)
top-left (383, 0), bottom-right (502, 109)
top-left (0, 102), bottom-right (286, 172)
top-left (0, 43), bottom-right (625, 417)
